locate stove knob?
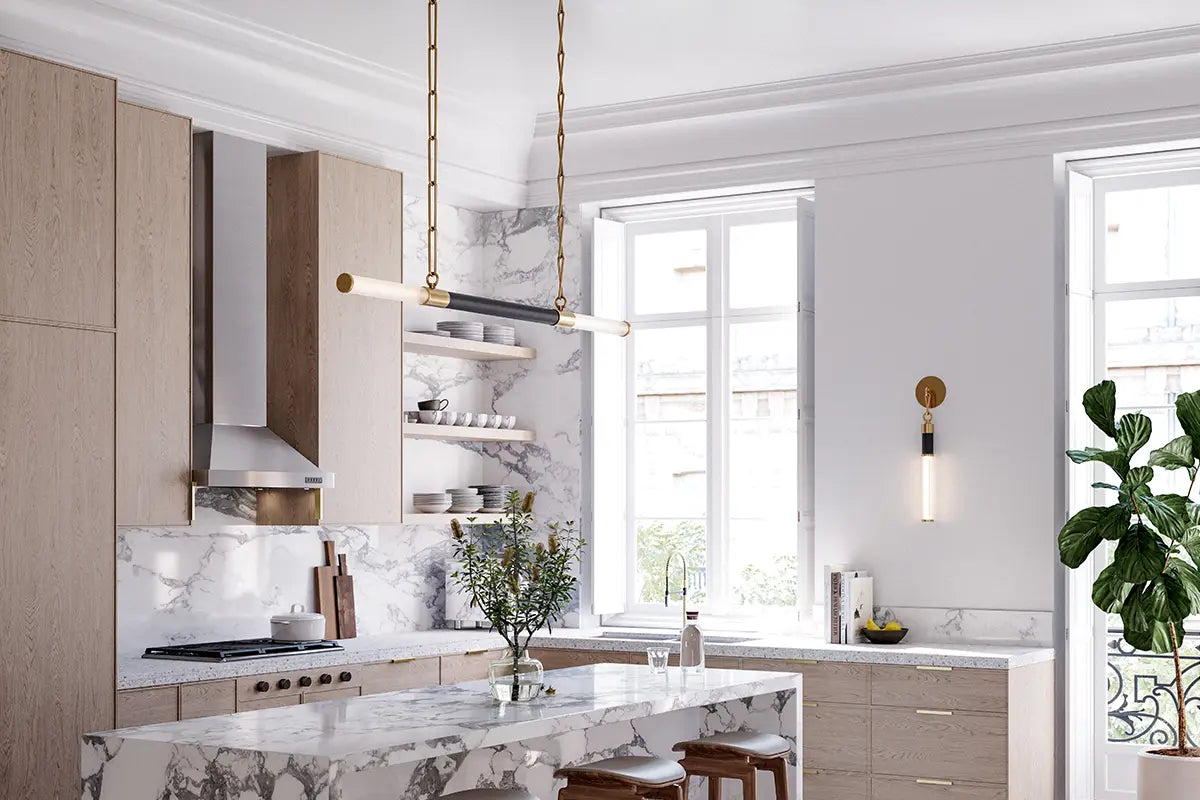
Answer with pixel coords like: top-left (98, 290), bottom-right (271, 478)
top-left (339, 671), bottom-right (352, 682)
top-left (277, 678), bottom-right (292, 690)
top-left (319, 673), bottom-right (333, 685)
top-left (298, 675), bottom-right (313, 688)
top-left (254, 681), bottom-right (270, 693)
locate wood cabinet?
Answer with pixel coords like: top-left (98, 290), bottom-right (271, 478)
top-left (804, 702), bottom-right (870, 773)
top-left (803, 770), bottom-right (869, 800)
top-left (266, 151), bottom-right (404, 524)
top-left (237, 694), bottom-right (301, 712)
top-left (870, 776), bottom-right (1007, 800)
top-left (533, 648), bottom-right (633, 670)
top-left (440, 649), bottom-right (507, 684)
top-left (115, 101), bottom-right (192, 525)
top-left (0, 50), bottom-right (115, 328)
top-left (303, 686), bottom-right (361, 703)
top-left (179, 680), bottom-right (236, 720)
top-left (0, 321), bottom-right (115, 799)
top-left (116, 686), bottom-right (178, 728)
top-left (359, 657), bottom-right (441, 694)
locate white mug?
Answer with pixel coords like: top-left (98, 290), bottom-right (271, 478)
top-left (418, 410), bottom-right (442, 424)
top-left (439, 411), bottom-right (460, 426)
top-left (488, 414), bottom-right (503, 428)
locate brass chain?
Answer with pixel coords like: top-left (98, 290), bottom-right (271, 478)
top-left (426, 0), bottom-right (439, 289)
top-left (553, 0), bottom-right (567, 312)
top-left (922, 387), bottom-right (934, 423)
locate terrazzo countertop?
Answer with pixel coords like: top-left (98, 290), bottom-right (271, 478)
top-left (526, 628), bottom-right (1055, 670)
top-left (118, 626), bottom-right (1054, 690)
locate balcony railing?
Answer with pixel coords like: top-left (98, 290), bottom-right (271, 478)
top-left (1107, 629), bottom-right (1200, 747)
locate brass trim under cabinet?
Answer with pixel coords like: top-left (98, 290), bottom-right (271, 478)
top-left (915, 665), bottom-right (953, 671)
top-left (465, 649), bottom-right (488, 656)
top-left (915, 779), bottom-right (954, 786)
top-left (391, 657), bottom-right (416, 664)
top-left (916, 709), bottom-right (953, 716)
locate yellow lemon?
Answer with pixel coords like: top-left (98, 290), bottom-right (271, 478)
top-left (884, 621), bottom-right (903, 631)
top-left (865, 618), bottom-right (881, 631)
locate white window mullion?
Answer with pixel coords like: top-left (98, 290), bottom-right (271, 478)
top-left (707, 215), bottom-right (729, 612)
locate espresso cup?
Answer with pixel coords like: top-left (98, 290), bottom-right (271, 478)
top-left (417, 398), bottom-right (449, 411)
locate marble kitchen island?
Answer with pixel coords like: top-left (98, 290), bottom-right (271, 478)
top-left (83, 664), bottom-right (801, 800)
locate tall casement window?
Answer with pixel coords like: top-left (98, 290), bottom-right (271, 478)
top-left (590, 192), bottom-right (814, 627)
top-left (1068, 162), bottom-right (1200, 799)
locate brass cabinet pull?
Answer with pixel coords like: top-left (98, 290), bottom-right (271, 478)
top-left (391, 657), bottom-right (416, 664)
top-left (915, 665), bottom-right (952, 672)
top-left (465, 649), bottom-right (488, 656)
top-left (915, 778), bottom-right (954, 786)
top-left (790, 659), bottom-right (819, 665)
top-left (802, 769), bottom-right (819, 776)
top-left (916, 709), bottom-right (953, 716)
top-left (802, 701), bottom-right (818, 708)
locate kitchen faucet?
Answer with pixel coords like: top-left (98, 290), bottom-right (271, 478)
top-left (664, 551), bottom-right (688, 629)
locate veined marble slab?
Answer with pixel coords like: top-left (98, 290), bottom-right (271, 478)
top-left (86, 665), bottom-right (800, 800)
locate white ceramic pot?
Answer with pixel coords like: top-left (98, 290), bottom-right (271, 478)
top-left (270, 604), bottom-right (326, 642)
top-left (1138, 749), bottom-right (1200, 798)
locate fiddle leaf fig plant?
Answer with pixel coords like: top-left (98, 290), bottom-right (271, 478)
top-left (1060, 380), bottom-right (1200, 756)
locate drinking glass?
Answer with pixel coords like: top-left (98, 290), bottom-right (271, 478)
top-left (646, 647), bottom-right (670, 673)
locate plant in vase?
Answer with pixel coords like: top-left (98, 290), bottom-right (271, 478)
top-left (450, 491), bottom-right (584, 702)
top-left (1059, 380), bottom-right (1200, 797)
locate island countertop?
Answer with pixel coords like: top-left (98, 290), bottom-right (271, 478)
top-left (86, 664), bottom-right (801, 796)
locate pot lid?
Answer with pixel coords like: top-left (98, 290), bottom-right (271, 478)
top-left (271, 603), bottom-right (324, 623)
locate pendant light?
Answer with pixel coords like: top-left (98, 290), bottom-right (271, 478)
top-left (337, 0), bottom-right (631, 337)
top-left (915, 376), bottom-right (946, 522)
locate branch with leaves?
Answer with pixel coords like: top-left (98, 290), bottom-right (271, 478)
top-left (1059, 380), bottom-right (1200, 757)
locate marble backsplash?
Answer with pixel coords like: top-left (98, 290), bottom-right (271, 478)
top-left (118, 198), bottom-right (584, 655)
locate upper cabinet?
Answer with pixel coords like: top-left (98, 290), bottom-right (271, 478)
top-left (115, 102), bottom-right (192, 525)
top-left (0, 50), bottom-right (115, 328)
top-left (266, 152), bottom-right (404, 524)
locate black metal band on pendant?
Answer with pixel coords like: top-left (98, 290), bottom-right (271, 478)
top-left (442, 292), bottom-right (562, 326)
top-left (922, 431), bottom-right (935, 456)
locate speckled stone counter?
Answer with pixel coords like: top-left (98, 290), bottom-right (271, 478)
top-left (85, 664), bottom-right (801, 800)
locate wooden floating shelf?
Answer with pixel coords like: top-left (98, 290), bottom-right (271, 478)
top-left (402, 513), bottom-right (506, 525)
top-left (403, 331), bottom-right (536, 361)
top-left (402, 422), bottom-right (536, 442)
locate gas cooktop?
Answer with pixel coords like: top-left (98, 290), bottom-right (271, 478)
top-left (143, 638), bottom-right (344, 663)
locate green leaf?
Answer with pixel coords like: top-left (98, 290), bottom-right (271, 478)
top-left (1165, 558), bottom-right (1200, 616)
top-left (1111, 524), bottom-right (1167, 583)
top-left (1148, 435), bottom-right (1196, 473)
top-left (1066, 447), bottom-right (1130, 480)
top-left (1083, 380), bottom-right (1118, 439)
top-left (1092, 482), bottom-right (1120, 491)
top-left (1148, 570), bottom-right (1193, 623)
top-left (1096, 504), bottom-right (1132, 541)
top-left (1058, 507), bottom-right (1109, 568)
top-left (1180, 528), bottom-right (1200, 566)
top-left (1116, 413), bottom-right (1152, 457)
top-left (1124, 466), bottom-right (1154, 496)
top-left (1092, 562), bottom-right (1134, 613)
top-left (1177, 390), bottom-right (1200, 455)
top-left (1138, 493), bottom-right (1188, 539)
top-left (1121, 584), bottom-right (1153, 648)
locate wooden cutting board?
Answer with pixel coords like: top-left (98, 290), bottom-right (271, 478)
top-left (314, 540), bottom-right (338, 639)
top-left (334, 552), bottom-right (357, 639)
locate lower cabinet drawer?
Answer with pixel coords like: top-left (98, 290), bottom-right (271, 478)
top-left (116, 686), bottom-right (179, 727)
top-left (803, 769), bottom-right (869, 800)
top-left (804, 702), bottom-right (870, 772)
top-left (179, 680), bottom-right (236, 720)
top-left (358, 657), bottom-right (441, 694)
top-left (440, 649), bottom-right (506, 684)
top-left (302, 686), bottom-right (362, 704)
top-left (871, 707), bottom-right (1007, 783)
top-left (871, 776), bottom-right (1007, 799)
top-left (237, 693), bottom-right (301, 712)
top-left (534, 648), bottom-right (631, 670)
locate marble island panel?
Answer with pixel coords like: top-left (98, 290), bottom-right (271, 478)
top-left (86, 664), bottom-right (800, 800)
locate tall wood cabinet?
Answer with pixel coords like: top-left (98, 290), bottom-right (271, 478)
top-left (115, 102), bottom-right (192, 525)
top-left (0, 48), bottom-right (117, 799)
top-left (266, 151), bottom-right (404, 523)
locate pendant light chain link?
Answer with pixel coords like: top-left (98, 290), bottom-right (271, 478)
top-left (426, 0), bottom-right (440, 289)
top-left (554, 0), bottom-right (567, 312)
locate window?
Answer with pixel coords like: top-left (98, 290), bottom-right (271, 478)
top-left (1069, 164), bottom-right (1200, 799)
top-left (590, 193), bottom-right (814, 628)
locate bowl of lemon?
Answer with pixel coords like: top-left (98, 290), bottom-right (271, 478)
top-left (861, 618), bottom-right (908, 644)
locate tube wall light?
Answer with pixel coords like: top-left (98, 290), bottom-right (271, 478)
top-left (915, 376), bottom-right (946, 522)
top-left (336, 274), bottom-right (631, 337)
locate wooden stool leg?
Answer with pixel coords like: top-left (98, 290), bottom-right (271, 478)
top-left (741, 768), bottom-right (756, 800)
top-left (707, 776), bottom-right (721, 800)
top-left (766, 757), bottom-right (788, 800)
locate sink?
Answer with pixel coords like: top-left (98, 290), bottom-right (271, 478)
top-left (596, 631), bottom-right (756, 644)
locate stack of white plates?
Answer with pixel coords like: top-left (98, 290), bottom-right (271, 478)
top-left (483, 325), bottom-right (517, 346)
top-left (448, 488), bottom-right (483, 513)
top-left (413, 492), bottom-right (451, 514)
top-left (473, 484), bottom-right (514, 512)
top-left (437, 321), bottom-right (485, 341)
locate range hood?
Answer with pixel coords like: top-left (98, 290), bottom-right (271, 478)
top-left (191, 132), bottom-right (333, 490)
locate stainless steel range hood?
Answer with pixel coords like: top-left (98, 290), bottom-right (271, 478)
top-left (191, 132), bottom-right (333, 490)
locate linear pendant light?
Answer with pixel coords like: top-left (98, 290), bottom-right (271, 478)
top-left (337, 0), bottom-right (631, 338)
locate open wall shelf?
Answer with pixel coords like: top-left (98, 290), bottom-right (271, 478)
top-left (402, 422), bottom-right (536, 442)
top-left (403, 331), bottom-right (536, 361)
top-left (401, 513), bottom-right (506, 525)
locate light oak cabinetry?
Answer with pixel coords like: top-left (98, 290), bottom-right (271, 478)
top-left (115, 101), bottom-right (192, 525)
top-left (440, 649), bottom-right (508, 684)
top-left (179, 680), bottom-right (237, 720)
top-left (116, 686), bottom-right (178, 728)
top-left (532, 648), bottom-right (633, 670)
top-left (266, 151), bottom-right (404, 523)
top-left (0, 50), bottom-right (115, 328)
top-left (359, 657), bottom-right (441, 693)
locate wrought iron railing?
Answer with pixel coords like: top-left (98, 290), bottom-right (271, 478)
top-left (1107, 629), bottom-right (1200, 747)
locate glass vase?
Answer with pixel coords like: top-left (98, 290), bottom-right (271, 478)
top-left (487, 648), bottom-right (544, 702)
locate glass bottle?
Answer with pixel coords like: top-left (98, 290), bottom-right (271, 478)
top-left (680, 610), bottom-right (705, 673)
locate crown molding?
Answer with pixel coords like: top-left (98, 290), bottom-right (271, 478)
top-left (0, 0), bottom-right (529, 209)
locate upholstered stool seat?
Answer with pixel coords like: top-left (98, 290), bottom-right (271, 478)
top-left (554, 755), bottom-right (688, 799)
top-left (440, 789), bottom-right (540, 800)
top-left (673, 731), bottom-right (792, 800)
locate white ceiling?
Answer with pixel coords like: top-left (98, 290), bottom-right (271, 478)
top-left (198, 0), bottom-right (1200, 114)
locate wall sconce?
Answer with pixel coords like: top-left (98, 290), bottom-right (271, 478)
top-left (915, 376), bottom-right (946, 522)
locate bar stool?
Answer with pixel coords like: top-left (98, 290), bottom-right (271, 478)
top-left (554, 755), bottom-right (688, 800)
top-left (440, 790), bottom-right (540, 800)
top-left (672, 731), bottom-right (791, 800)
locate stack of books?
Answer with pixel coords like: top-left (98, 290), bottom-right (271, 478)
top-left (823, 565), bottom-right (873, 644)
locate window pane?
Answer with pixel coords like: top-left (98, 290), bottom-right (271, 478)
top-left (634, 421), bottom-right (707, 517)
top-left (1105, 184), bottom-right (1200, 284)
top-left (636, 327), bottom-right (707, 420)
top-left (634, 520), bottom-right (708, 605)
top-left (729, 220), bottom-right (797, 309)
top-left (633, 229), bottom-right (707, 314)
top-left (728, 319), bottom-right (797, 607)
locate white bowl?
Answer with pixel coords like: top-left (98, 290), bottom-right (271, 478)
top-left (414, 504), bottom-right (452, 514)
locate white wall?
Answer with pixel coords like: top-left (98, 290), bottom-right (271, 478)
top-left (814, 156), bottom-right (1060, 611)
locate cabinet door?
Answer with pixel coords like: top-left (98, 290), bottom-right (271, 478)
top-left (533, 649), bottom-right (632, 670)
top-left (441, 649), bottom-right (505, 684)
top-left (115, 101), bottom-right (191, 525)
top-left (179, 680), bottom-right (236, 720)
top-left (0, 322), bottom-right (115, 799)
top-left (0, 50), bottom-right (115, 327)
top-left (359, 658), bottom-right (441, 694)
top-left (116, 687), bottom-right (179, 727)
top-left (745, 658), bottom-right (869, 703)
top-left (871, 707), bottom-right (1008, 784)
top-left (804, 770), bottom-right (869, 800)
top-left (871, 665), bottom-right (1007, 712)
top-left (302, 686), bottom-right (361, 704)
top-left (238, 694), bottom-right (301, 712)
top-left (804, 702), bottom-right (870, 773)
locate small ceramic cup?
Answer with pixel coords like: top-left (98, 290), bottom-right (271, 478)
top-left (418, 410), bottom-right (442, 424)
top-left (488, 414), bottom-right (503, 428)
top-left (438, 411), bottom-right (459, 426)
top-left (404, 411), bottom-right (420, 423)
top-left (417, 398), bottom-right (449, 411)
top-left (501, 415), bottom-right (517, 429)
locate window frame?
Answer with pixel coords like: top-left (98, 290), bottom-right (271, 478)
top-left (604, 197), bottom-right (807, 629)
